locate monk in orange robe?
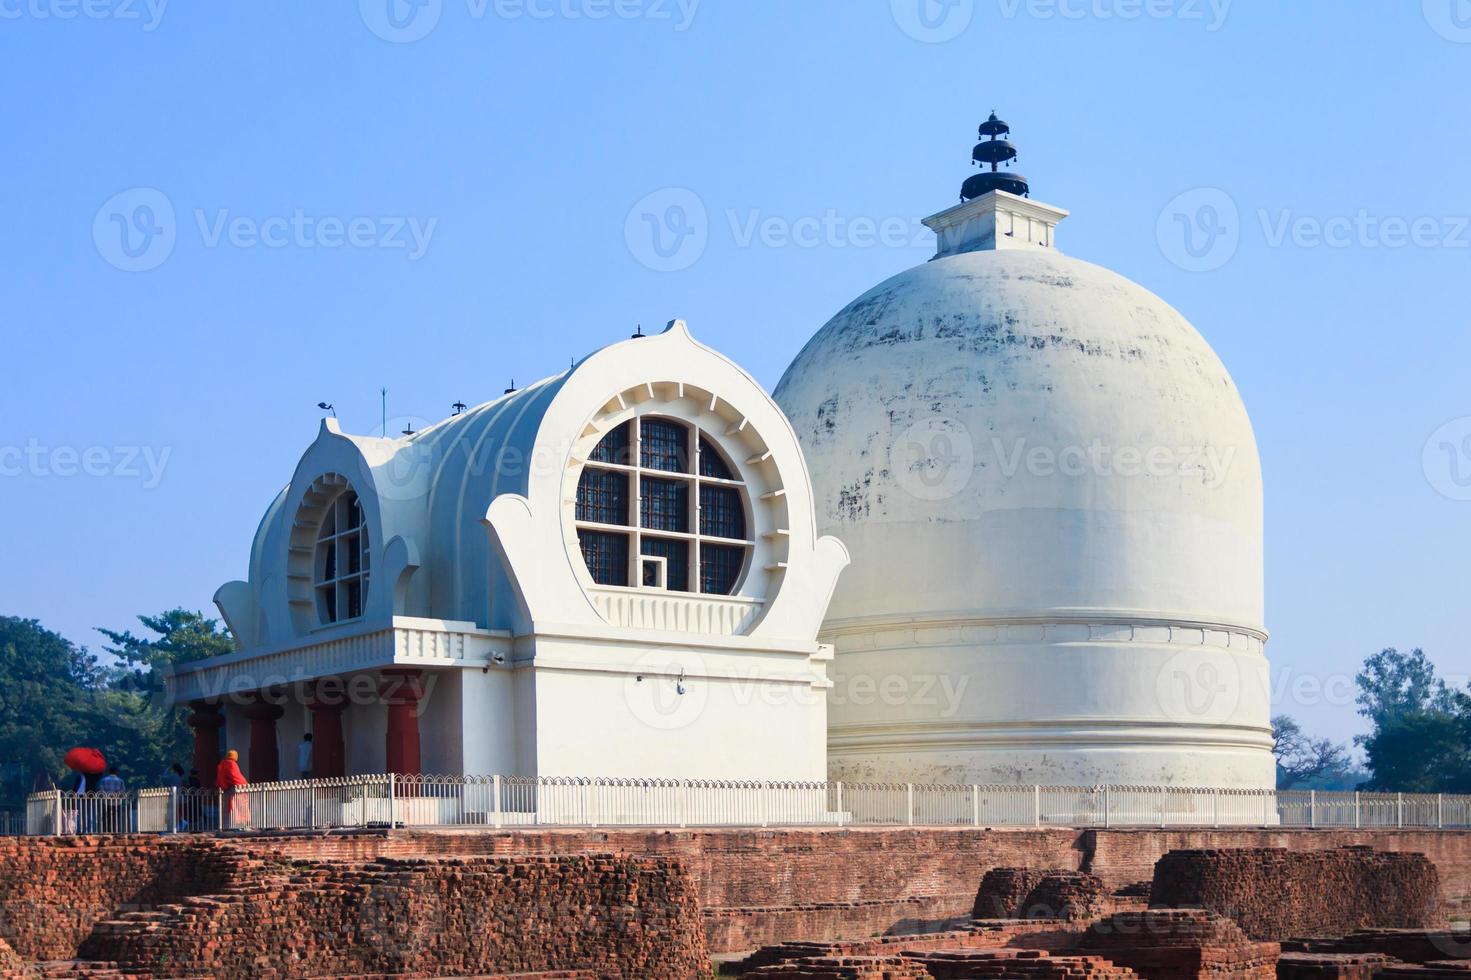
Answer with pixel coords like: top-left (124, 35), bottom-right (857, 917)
top-left (216, 750), bottom-right (249, 828)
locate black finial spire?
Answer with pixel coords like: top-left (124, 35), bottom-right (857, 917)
top-left (960, 111), bottom-right (1030, 201)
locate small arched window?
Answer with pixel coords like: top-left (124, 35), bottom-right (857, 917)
top-left (575, 416), bottom-right (751, 594)
top-left (314, 489), bottom-right (370, 624)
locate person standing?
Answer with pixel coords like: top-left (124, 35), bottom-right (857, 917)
top-left (98, 768), bottom-right (125, 833)
top-left (297, 733), bottom-right (314, 780)
top-left (216, 750), bottom-right (249, 830)
top-left (164, 763), bottom-right (187, 830)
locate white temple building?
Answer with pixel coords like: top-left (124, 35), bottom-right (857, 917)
top-left (775, 114), bottom-right (1274, 789)
top-left (170, 322), bottom-right (849, 785)
top-left (173, 114), bottom-right (1273, 793)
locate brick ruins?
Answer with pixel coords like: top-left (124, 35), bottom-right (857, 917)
top-left (0, 837), bottom-right (707, 979)
top-left (974, 869), bottom-right (1110, 921)
top-left (0, 830), bottom-right (1469, 978)
top-left (1151, 847), bottom-right (1446, 940)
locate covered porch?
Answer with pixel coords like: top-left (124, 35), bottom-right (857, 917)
top-left (167, 616), bottom-right (513, 788)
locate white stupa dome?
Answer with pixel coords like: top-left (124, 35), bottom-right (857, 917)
top-left (774, 129), bottom-right (1273, 790)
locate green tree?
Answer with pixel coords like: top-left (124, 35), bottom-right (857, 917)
top-left (1355, 647), bottom-right (1454, 725)
top-left (95, 609), bottom-right (234, 784)
top-left (0, 617), bottom-right (103, 807)
top-left (1354, 647), bottom-right (1471, 792)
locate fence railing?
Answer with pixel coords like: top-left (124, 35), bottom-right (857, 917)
top-left (19, 778), bottom-right (1471, 835)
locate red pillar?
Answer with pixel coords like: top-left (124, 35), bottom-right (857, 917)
top-left (186, 700), bottom-right (225, 789)
top-left (379, 669), bottom-right (424, 777)
top-left (243, 695), bottom-right (285, 784)
top-left (307, 678), bottom-right (347, 779)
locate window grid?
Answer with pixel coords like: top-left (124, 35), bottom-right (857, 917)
top-left (698, 436), bottom-right (734, 479)
top-left (640, 477), bottom-right (689, 533)
top-left (315, 490), bottom-right (370, 625)
top-left (641, 536), bottom-right (690, 592)
top-left (640, 417), bottom-right (689, 473)
top-left (573, 415), bottom-right (754, 595)
top-left (699, 484), bottom-right (745, 540)
top-left (576, 468), bottom-right (630, 526)
top-left (579, 530), bottom-right (630, 587)
top-left (700, 543), bottom-right (746, 596)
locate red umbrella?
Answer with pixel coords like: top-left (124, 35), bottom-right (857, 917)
top-left (63, 747), bottom-right (107, 776)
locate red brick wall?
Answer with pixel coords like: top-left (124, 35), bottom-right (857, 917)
top-left (258, 828), bottom-right (1079, 910)
top-left (1083, 828), bottom-right (1471, 919)
top-left (1150, 846), bottom-right (1444, 941)
top-left (80, 853), bottom-right (708, 979)
top-left (5, 827), bottom-right (1468, 968)
top-left (236, 827), bottom-right (1471, 954)
top-left (0, 836), bottom-right (277, 961)
top-left (705, 895), bottom-right (965, 953)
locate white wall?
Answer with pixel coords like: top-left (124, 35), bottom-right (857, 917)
top-left (526, 644), bottom-right (827, 782)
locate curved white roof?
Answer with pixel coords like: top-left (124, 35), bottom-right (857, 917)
top-left (775, 246), bottom-right (1263, 633)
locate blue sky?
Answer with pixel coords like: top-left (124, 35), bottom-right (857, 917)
top-left (1, 1), bottom-right (1467, 746)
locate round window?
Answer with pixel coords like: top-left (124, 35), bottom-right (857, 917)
top-left (573, 416), bottom-right (752, 594)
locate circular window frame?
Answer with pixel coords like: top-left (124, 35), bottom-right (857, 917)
top-left (562, 384), bottom-right (785, 605)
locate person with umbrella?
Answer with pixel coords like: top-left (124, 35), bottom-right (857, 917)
top-left (63, 747), bottom-right (107, 834)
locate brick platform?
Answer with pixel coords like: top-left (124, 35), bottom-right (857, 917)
top-left (214, 827), bottom-right (1471, 952)
top-left (1074, 908), bottom-right (1280, 980)
top-left (1151, 847), bottom-right (1444, 941)
top-left (77, 854), bottom-right (707, 979)
top-left (739, 955), bottom-right (933, 978)
top-left (4, 826), bottom-right (1469, 976)
top-left (913, 949), bottom-right (1142, 979)
top-left (0, 836), bottom-right (280, 961)
top-left (1375, 963), bottom-right (1471, 978)
top-left (1297, 930), bottom-right (1471, 965)
top-left (1275, 952), bottom-right (1396, 980)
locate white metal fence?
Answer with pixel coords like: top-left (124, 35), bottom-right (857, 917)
top-left (19, 777), bottom-right (1471, 835)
